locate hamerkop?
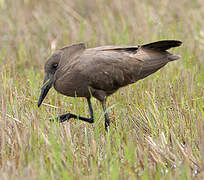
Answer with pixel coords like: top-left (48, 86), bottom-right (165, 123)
top-left (38, 40), bottom-right (182, 131)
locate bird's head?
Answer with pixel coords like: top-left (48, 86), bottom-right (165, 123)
top-left (37, 43), bottom-right (86, 107)
top-left (37, 51), bottom-right (62, 107)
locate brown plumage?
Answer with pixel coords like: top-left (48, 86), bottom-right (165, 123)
top-left (38, 40), bottom-right (182, 131)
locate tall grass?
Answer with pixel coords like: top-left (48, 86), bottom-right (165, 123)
top-left (0, 0), bottom-right (204, 179)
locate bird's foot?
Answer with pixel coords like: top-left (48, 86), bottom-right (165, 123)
top-left (49, 113), bottom-right (94, 124)
top-left (49, 113), bottom-right (74, 123)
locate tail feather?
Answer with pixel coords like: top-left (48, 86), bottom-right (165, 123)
top-left (141, 40), bottom-right (182, 51)
top-left (168, 54), bottom-right (181, 61)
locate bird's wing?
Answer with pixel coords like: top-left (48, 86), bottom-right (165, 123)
top-left (81, 40), bottom-right (181, 92)
top-left (82, 51), bottom-right (138, 92)
top-left (80, 48), bottom-right (161, 92)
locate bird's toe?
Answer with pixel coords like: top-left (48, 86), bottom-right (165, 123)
top-left (58, 113), bottom-right (72, 123)
top-left (49, 114), bottom-right (70, 123)
top-left (49, 117), bottom-right (59, 122)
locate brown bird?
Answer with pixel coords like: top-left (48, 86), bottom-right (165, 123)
top-left (38, 40), bottom-right (182, 131)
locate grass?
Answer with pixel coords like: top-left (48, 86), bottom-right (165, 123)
top-left (0, 0), bottom-right (204, 179)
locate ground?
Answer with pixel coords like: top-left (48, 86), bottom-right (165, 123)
top-left (0, 0), bottom-right (204, 179)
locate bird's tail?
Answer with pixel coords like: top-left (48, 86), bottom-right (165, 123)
top-left (141, 40), bottom-right (182, 51)
top-left (167, 54), bottom-right (181, 61)
top-left (141, 40), bottom-right (182, 61)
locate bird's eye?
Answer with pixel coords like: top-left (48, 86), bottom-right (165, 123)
top-left (52, 63), bottom-right (58, 69)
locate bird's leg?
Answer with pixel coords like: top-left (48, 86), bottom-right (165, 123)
top-left (101, 98), bottom-right (110, 132)
top-left (53, 98), bottom-right (94, 124)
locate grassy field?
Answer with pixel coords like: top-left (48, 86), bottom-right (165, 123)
top-left (0, 0), bottom-right (204, 179)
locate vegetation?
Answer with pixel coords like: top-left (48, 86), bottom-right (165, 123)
top-left (0, 0), bottom-right (204, 179)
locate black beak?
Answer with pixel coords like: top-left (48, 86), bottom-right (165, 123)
top-left (38, 73), bottom-right (53, 107)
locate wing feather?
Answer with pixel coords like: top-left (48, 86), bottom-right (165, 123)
top-left (81, 45), bottom-right (175, 92)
